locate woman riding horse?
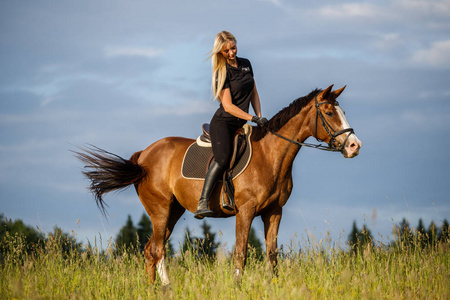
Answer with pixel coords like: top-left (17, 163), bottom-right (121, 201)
top-left (194, 31), bottom-right (267, 219)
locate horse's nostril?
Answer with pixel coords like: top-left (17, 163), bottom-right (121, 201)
top-left (350, 143), bottom-right (357, 149)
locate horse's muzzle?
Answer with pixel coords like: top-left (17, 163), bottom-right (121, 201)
top-left (342, 135), bottom-right (362, 158)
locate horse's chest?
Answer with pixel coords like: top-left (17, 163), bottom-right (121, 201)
top-left (278, 180), bottom-right (293, 206)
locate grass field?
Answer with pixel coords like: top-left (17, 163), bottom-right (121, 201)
top-left (1, 232), bottom-right (449, 299)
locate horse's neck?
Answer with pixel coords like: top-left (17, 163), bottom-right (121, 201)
top-left (259, 106), bottom-right (313, 174)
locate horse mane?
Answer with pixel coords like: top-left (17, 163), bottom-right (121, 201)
top-left (251, 88), bottom-right (322, 141)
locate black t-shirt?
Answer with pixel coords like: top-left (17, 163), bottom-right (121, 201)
top-left (215, 57), bottom-right (255, 119)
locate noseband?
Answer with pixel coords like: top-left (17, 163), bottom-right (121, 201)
top-left (271, 95), bottom-right (355, 152)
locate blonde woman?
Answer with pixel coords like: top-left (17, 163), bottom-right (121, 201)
top-left (194, 31), bottom-right (267, 219)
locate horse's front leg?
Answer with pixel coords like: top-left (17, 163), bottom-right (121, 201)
top-left (261, 207), bottom-right (282, 276)
top-left (234, 209), bottom-right (255, 281)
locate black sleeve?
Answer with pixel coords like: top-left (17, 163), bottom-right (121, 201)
top-left (223, 71), bottom-right (231, 90)
top-left (215, 70), bottom-right (231, 91)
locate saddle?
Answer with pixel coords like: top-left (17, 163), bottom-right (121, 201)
top-left (182, 124), bottom-right (253, 211)
top-left (198, 123), bottom-right (247, 170)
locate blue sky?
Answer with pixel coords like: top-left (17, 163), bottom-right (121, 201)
top-left (1, 0), bottom-right (449, 252)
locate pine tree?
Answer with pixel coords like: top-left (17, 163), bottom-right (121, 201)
top-left (416, 218), bottom-right (426, 235)
top-left (180, 227), bottom-right (196, 255)
top-left (46, 226), bottom-right (81, 255)
top-left (197, 221), bottom-right (219, 259)
top-left (427, 221), bottom-right (437, 247)
top-left (360, 224), bottom-right (373, 248)
top-left (439, 219), bottom-right (449, 242)
top-left (348, 221), bottom-right (359, 253)
top-left (115, 215), bottom-right (137, 251)
top-left (348, 221), bottom-right (373, 254)
top-left (395, 218), bottom-right (414, 248)
top-left (416, 218), bottom-right (427, 248)
top-left (137, 213), bottom-right (152, 252)
top-left (247, 226), bottom-right (264, 260)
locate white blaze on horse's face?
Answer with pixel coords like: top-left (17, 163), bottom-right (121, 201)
top-left (335, 106), bottom-right (362, 158)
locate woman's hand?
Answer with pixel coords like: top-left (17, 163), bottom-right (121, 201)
top-left (251, 116), bottom-right (268, 127)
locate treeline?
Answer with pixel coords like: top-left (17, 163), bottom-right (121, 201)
top-left (0, 213), bottom-right (82, 256)
top-left (1, 212), bottom-right (449, 259)
top-left (348, 218), bottom-right (450, 254)
top-left (116, 213), bottom-right (264, 260)
top-left (0, 212), bottom-right (263, 260)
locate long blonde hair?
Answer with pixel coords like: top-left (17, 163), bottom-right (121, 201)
top-left (209, 31), bottom-right (236, 101)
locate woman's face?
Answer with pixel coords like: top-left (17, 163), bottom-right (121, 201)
top-left (220, 41), bottom-right (237, 62)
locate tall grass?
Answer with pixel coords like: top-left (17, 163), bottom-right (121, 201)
top-left (1, 230), bottom-right (449, 299)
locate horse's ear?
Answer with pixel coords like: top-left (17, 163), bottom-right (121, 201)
top-left (331, 85), bottom-right (346, 100)
top-left (318, 84), bottom-right (334, 100)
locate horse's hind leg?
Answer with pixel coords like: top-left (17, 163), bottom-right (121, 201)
top-left (143, 198), bottom-right (185, 286)
top-left (144, 235), bottom-right (158, 283)
top-left (164, 199), bottom-right (186, 245)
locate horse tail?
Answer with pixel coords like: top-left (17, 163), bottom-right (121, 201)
top-left (74, 145), bottom-right (147, 214)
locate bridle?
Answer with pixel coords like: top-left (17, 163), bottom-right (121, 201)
top-left (271, 95), bottom-right (355, 152)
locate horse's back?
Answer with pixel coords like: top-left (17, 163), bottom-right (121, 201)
top-left (137, 136), bottom-right (193, 163)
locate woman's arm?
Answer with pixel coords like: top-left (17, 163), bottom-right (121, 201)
top-left (219, 88), bottom-right (253, 121)
top-left (250, 81), bottom-right (262, 118)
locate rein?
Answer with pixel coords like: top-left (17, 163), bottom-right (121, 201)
top-left (270, 95), bottom-right (354, 152)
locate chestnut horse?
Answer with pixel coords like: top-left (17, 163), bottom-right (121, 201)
top-left (76, 85), bottom-right (361, 286)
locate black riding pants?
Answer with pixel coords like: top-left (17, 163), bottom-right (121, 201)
top-left (209, 114), bottom-right (246, 169)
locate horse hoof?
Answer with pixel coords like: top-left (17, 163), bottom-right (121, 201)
top-left (234, 269), bottom-right (243, 284)
top-left (162, 283), bottom-right (171, 293)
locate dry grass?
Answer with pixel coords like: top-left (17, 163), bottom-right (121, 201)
top-left (1, 231), bottom-right (449, 299)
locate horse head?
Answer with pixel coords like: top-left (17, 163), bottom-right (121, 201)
top-left (311, 85), bottom-right (362, 158)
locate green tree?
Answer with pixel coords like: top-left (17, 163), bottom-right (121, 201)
top-left (0, 213), bottom-right (44, 253)
top-left (416, 218), bottom-right (426, 235)
top-left (180, 222), bottom-right (219, 259)
top-left (393, 218), bottom-right (414, 249)
top-left (427, 221), bottom-right (438, 247)
top-left (247, 226), bottom-right (264, 260)
top-left (348, 221), bottom-right (359, 252)
top-left (197, 221), bottom-right (219, 259)
top-left (180, 226), bottom-right (196, 255)
top-left (348, 221), bottom-right (373, 254)
top-left (137, 213), bottom-right (152, 252)
top-left (115, 215), bottom-right (137, 251)
top-left (416, 218), bottom-right (427, 248)
top-left (46, 226), bottom-right (82, 255)
top-left (439, 219), bottom-right (449, 242)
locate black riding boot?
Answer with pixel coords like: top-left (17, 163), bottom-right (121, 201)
top-left (194, 161), bottom-right (223, 219)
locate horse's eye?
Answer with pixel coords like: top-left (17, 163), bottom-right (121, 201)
top-left (325, 112), bottom-right (333, 117)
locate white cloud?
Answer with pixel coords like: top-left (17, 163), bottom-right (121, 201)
top-left (412, 40), bottom-right (450, 67)
top-left (316, 2), bottom-right (384, 19)
top-left (373, 33), bottom-right (404, 52)
top-left (104, 46), bottom-right (164, 58)
top-left (310, 0), bottom-right (450, 28)
top-left (394, 0), bottom-right (450, 17)
top-left (258, 0), bottom-right (283, 6)
top-left (400, 107), bottom-right (450, 130)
